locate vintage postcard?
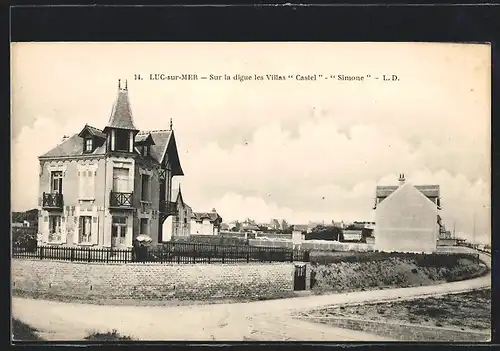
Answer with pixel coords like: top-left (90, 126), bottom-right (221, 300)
top-left (11, 42), bottom-right (491, 342)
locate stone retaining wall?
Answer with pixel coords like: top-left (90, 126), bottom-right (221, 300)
top-left (12, 259), bottom-right (301, 301)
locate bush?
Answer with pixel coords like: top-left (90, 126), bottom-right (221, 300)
top-left (12, 318), bottom-right (43, 341)
top-left (12, 227), bottom-right (37, 250)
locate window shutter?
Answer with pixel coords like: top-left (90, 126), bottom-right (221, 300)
top-left (140, 174), bottom-right (143, 200)
top-left (41, 216), bottom-right (49, 244)
top-left (103, 217), bottom-right (111, 247)
top-left (92, 216), bottom-right (99, 245)
top-left (91, 170), bottom-right (96, 199)
top-left (61, 218), bottom-right (68, 243)
top-left (87, 170), bottom-right (93, 199)
top-left (149, 176), bottom-right (152, 202)
top-left (78, 170), bottom-right (83, 199)
top-left (74, 216), bottom-right (81, 244)
top-left (84, 171), bottom-right (89, 199)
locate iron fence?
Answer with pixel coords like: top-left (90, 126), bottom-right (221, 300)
top-left (12, 243), bottom-right (310, 264)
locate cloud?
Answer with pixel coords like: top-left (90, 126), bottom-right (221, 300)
top-left (11, 43), bottom-right (491, 244)
top-left (176, 116), bottom-right (490, 243)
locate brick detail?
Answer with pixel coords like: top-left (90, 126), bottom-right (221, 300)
top-left (12, 259), bottom-right (297, 301)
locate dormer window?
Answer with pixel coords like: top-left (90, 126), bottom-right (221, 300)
top-left (135, 133), bottom-right (154, 157)
top-left (84, 137), bottom-right (93, 152)
top-left (115, 129), bottom-right (130, 152)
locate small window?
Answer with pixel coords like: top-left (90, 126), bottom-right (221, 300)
top-left (141, 174), bottom-right (151, 201)
top-left (85, 137), bottom-right (93, 152)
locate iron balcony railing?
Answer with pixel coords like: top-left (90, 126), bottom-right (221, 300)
top-left (160, 200), bottom-right (178, 216)
top-left (42, 192), bottom-right (63, 209)
top-left (110, 191), bottom-right (133, 208)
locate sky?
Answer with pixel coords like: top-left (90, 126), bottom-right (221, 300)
top-left (11, 42), bottom-right (491, 243)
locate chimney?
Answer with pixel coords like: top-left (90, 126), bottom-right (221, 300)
top-left (398, 173), bottom-right (406, 185)
top-left (212, 208), bottom-right (216, 213)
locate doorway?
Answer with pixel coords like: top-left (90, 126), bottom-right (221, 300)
top-left (111, 216), bottom-right (127, 248)
top-left (293, 265), bottom-right (307, 291)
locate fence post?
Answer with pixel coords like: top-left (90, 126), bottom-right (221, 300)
top-left (40, 246), bottom-right (44, 260)
top-left (70, 248), bottom-right (75, 262)
top-left (193, 250), bottom-right (196, 264)
top-left (106, 248), bottom-right (109, 263)
top-left (247, 250), bottom-right (250, 263)
top-left (87, 249), bottom-right (91, 263)
top-left (222, 251), bottom-right (225, 264)
top-left (290, 251), bottom-right (294, 263)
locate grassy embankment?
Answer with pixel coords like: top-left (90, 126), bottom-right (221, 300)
top-left (309, 251), bottom-right (488, 294)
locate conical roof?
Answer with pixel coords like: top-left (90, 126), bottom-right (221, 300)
top-left (105, 80), bottom-right (137, 131)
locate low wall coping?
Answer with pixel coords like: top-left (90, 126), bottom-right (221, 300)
top-left (12, 257), bottom-right (302, 267)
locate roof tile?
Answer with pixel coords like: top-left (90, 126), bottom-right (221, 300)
top-left (192, 211), bottom-right (222, 223)
top-left (106, 90), bottom-right (137, 130)
top-left (376, 185), bottom-right (440, 198)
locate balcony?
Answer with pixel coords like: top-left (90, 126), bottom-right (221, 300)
top-left (159, 200), bottom-right (178, 216)
top-left (42, 192), bottom-right (63, 210)
top-left (110, 191), bottom-right (134, 209)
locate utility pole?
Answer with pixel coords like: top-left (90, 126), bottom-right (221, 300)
top-left (453, 220), bottom-right (456, 239)
top-left (472, 210), bottom-right (476, 248)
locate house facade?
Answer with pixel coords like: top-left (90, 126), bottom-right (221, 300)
top-left (291, 224), bottom-right (308, 243)
top-left (163, 186), bottom-right (192, 240)
top-left (190, 209), bottom-right (223, 235)
top-left (373, 174), bottom-right (440, 253)
top-left (37, 80), bottom-right (183, 249)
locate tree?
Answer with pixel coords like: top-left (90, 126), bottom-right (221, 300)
top-left (307, 225), bottom-right (343, 241)
top-left (281, 219), bottom-right (289, 231)
top-left (231, 221), bottom-right (241, 232)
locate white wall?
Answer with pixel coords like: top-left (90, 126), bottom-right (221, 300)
top-left (292, 230), bottom-right (302, 244)
top-left (190, 219), bottom-right (215, 235)
top-left (375, 183), bottom-right (438, 253)
top-left (162, 216), bottom-right (174, 242)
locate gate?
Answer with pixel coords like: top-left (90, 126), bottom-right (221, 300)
top-left (294, 264), bottom-right (306, 291)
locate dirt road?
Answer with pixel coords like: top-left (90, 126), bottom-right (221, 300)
top-left (12, 252), bottom-right (490, 341)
